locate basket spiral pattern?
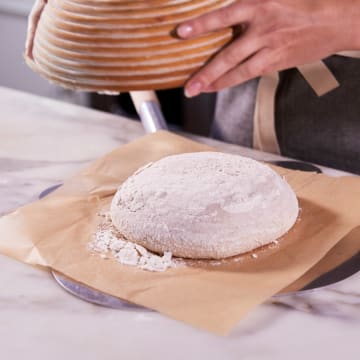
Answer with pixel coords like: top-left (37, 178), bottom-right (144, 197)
top-left (25, 0), bottom-right (235, 92)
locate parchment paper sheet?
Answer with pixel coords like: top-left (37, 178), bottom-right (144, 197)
top-left (1, 131), bottom-right (359, 335)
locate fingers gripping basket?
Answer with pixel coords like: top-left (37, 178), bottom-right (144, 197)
top-left (25, 0), bottom-right (234, 92)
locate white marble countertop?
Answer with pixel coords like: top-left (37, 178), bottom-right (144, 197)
top-left (0, 86), bottom-right (358, 360)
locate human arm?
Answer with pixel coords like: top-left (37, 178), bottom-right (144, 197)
top-left (177, 0), bottom-right (360, 97)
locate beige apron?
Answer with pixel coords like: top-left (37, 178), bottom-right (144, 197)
top-left (253, 51), bottom-right (360, 154)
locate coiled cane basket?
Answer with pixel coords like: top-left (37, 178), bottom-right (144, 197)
top-left (25, 0), bottom-right (234, 92)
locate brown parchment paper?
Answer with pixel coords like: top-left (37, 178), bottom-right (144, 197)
top-left (281, 226), bottom-right (360, 293)
top-left (1, 131), bottom-right (360, 335)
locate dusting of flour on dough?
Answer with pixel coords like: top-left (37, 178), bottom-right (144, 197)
top-left (88, 212), bottom-right (178, 272)
top-left (110, 152), bottom-right (299, 259)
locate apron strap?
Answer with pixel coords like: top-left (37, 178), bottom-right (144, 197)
top-left (253, 51), bottom-right (360, 154)
top-left (253, 72), bottom-right (280, 153)
top-left (298, 61), bottom-right (339, 97)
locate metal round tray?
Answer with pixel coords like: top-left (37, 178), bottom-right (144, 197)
top-left (40, 160), bottom-right (359, 309)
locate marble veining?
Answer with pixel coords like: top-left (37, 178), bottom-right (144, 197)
top-left (0, 86), bottom-right (358, 360)
top-left (273, 274), bottom-right (360, 321)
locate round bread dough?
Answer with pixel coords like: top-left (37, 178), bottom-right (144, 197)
top-left (110, 152), bottom-right (299, 259)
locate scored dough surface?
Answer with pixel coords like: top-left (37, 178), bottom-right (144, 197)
top-left (110, 152), bottom-right (299, 259)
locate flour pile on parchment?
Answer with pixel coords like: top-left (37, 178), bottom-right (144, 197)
top-left (88, 212), bottom-right (177, 272)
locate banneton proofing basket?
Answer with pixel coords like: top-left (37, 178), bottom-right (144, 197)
top-left (25, 0), bottom-right (235, 92)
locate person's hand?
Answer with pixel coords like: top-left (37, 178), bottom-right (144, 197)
top-left (177, 0), bottom-right (360, 97)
